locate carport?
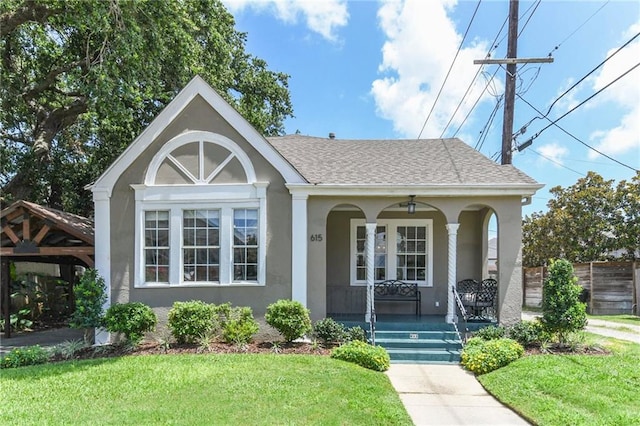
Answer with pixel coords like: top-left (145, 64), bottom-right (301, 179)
top-left (1, 200), bottom-right (94, 338)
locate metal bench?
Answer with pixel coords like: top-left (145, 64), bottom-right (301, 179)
top-left (374, 280), bottom-right (421, 316)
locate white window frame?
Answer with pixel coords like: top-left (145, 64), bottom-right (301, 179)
top-left (350, 218), bottom-right (433, 287)
top-left (132, 183), bottom-right (268, 288)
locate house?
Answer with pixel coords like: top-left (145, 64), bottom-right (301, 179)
top-left (90, 76), bottom-right (542, 341)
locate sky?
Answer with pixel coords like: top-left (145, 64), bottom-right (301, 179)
top-left (221, 0), bottom-right (640, 220)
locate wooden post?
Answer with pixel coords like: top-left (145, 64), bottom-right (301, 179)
top-left (589, 261), bottom-right (594, 314)
top-left (1, 258), bottom-right (10, 338)
top-left (501, 0), bottom-right (519, 165)
top-left (634, 261), bottom-right (639, 316)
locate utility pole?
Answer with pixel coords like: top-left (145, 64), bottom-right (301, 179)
top-left (474, 0), bottom-right (553, 165)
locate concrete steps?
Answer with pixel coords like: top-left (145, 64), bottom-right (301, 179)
top-left (371, 322), bottom-right (463, 364)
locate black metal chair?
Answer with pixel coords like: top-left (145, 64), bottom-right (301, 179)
top-left (456, 279), bottom-right (479, 319)
top-left (475, 278), bottom-right (498, 320)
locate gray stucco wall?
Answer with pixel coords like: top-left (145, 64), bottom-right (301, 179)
top-left (108, 95), bottom-right (292, 321)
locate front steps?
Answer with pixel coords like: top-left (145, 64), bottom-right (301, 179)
top-left (338, 318), bottom-right (463, 364)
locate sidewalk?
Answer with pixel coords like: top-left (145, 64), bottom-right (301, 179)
top-left (386, 364), bottom-right (530, 426)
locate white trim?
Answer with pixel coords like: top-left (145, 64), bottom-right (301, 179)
top-left (90, 75), bottom-right (305, 195)
top-left (132, 185), bottom-right (267, 288)
top-left (287, 183), bottom-right (543, 197)
top-left (145, 131), bottom-right (257, 185)
top-left (365, 222), bottom-right (376, 323)
top-left (350, 218), bottom-right (434, 287)
top-left (291, 194), bottom-right (308, 306)
top-left (92, 189), bottom-right (111, 345)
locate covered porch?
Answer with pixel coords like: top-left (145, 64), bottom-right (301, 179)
top-left (290, 191), bottom-right (530, 327)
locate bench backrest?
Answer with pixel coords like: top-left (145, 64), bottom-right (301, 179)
top-left (374, 280), bottom-right (418, 297)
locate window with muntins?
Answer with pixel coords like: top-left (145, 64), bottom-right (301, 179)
top-left (350, 219), bottom-right (433, 287)
top-left (134, 131), bottom-right (266, 287)
top-left (144, 211), bottom-right (170, 283)
top-left (183, 210), bottom-right (220, 282)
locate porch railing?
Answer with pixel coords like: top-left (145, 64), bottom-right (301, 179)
top-left (452, 286), bottom-right (469, 344)
top-left (326, 285), bottom-right (367, 315)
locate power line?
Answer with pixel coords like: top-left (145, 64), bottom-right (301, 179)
top-left (548, 0), bottom-right (611, 57)
top-left (447, 0), bottom-right (539, 140)
top-left (515, 59), bottom-right (640, 172)
top-left (527, 149), bottom-right (586, 176)
top-left (474, 97), bottom-right (503, 152)
top-left (439, 13), bottom-right (509, 138)
top-left (516, 31), bottom-right (640, 135)
top-left (416, 0), bottom-right (482, 139)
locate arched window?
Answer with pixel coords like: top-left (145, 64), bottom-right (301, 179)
top-left (132, 131), bottom-right (267, 288)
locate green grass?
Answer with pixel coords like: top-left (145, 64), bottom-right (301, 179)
top-left (478, 337), bottom-right (640, 425)
top-left (1, 354), bottom-right (411, 425)
top-left (588, 314), bottom-right (640, 327)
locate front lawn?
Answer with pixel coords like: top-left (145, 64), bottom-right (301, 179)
top-left (478, 337), bottom-right (640, 425)
top-left (1, 354), bottom-right (411, 425)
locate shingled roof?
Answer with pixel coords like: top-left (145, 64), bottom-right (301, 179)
top-left (268, 135), bottom-right (538, 186)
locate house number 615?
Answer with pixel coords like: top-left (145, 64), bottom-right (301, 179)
top-left (310, 234), bottom-right (323, 242)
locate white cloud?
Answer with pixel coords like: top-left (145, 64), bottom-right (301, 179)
top-left (538, 142), bottom-right (569, 167)
top-left (587, 21), bottom-right (640, 159)
top-left (371, 0), bottom-right (496, 139)
top-left (223, 0), bottom-right (349, 42)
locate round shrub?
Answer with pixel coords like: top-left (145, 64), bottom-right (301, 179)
top-left (507, 320), bottom-right (550, 347)
top-left (265, 299), bottom-right (312, 342)
top-left (346, 326), bottom-right (367, 343)
top-left (168, 300), bottom-right (216, 344)
top-left (313, 318), bottom-right (346, 345)
top-left (461, 338), bottom-right (524, 375)
top-left (331, 341), bottom-right (390, 372)
top-left (104, 302), bottom-right (157, 344)
top-left (473, 325), bottom-right (506, 341)
top-left (220, 306), bottom-right (259, 344)
top-left (1, 345), bottom-right (50, 369)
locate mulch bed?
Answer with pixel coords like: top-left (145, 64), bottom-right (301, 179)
top-left (50, 340), bottom-right (332, 363)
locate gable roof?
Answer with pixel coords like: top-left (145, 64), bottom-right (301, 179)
top-left (1, 200), bottom-right (94, 245)
top-left (90, 76), bottom-right (306, 195)
top-left (268, 135), bottom-right (540, 188)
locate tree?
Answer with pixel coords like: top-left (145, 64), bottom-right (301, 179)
top-left (541, 259), bottom-right (586, 345)
top-left (521, 171), bottom-right (637, 267)
top-left (69, 268), bottom-right (107, 344)
top-left (1, 0), bottom-right (293, 216)
top-left (613, 172), bottom-right (640, 260)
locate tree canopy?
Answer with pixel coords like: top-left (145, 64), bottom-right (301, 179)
top-left (1, 0), bottom-right (293, 216)
top-left (523, 171), bottom-right (640, 267)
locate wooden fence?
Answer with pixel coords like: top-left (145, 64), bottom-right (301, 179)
top-left (523, 261), bottom-right (639, 315)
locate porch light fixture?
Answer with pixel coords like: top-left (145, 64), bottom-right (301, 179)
top-left (407, 195), bottom-right (416, 214)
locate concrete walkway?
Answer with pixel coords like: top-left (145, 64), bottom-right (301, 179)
top-left (0, 328), bottom-right (84, 355)
top-left (386, 364), bottom-right (530, 426)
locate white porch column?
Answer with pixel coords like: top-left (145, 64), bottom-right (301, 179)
top-left (445, 223), bottom-right (460, 323)
top-left (92, 189), bottom-right (111, 345)
top-left (291, 194), bottom-right (308, 307)
top-left (365, 222), bottom-right (376, 323)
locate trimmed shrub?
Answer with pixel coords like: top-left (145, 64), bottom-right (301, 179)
top-left (220, 306), bottom-right (259, 344)
top-left (168, 301), bottom-right (216, 344)
top-left (461, 338), bottom-right (524, 375)
top-left (346, 326), bottom-right (367, 343)
top-left (542, 259), bottom-right (587, 345)
top-left (331, 341), bottom-right (390, 372)
top-left (507, 320), bottom-right (550, 347)
top-left (1, 345), bottom-right (50, 369)
top-left (473, 325), bottom-right (506, 341)
top-left (104, 302), bottom-right (157, 344)
top-left (313, 318), bottom-right (346, 345)
top-left (265, 299), bottom-right (312, 342)
top-left (70, 269), bottom-right (107, 343)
